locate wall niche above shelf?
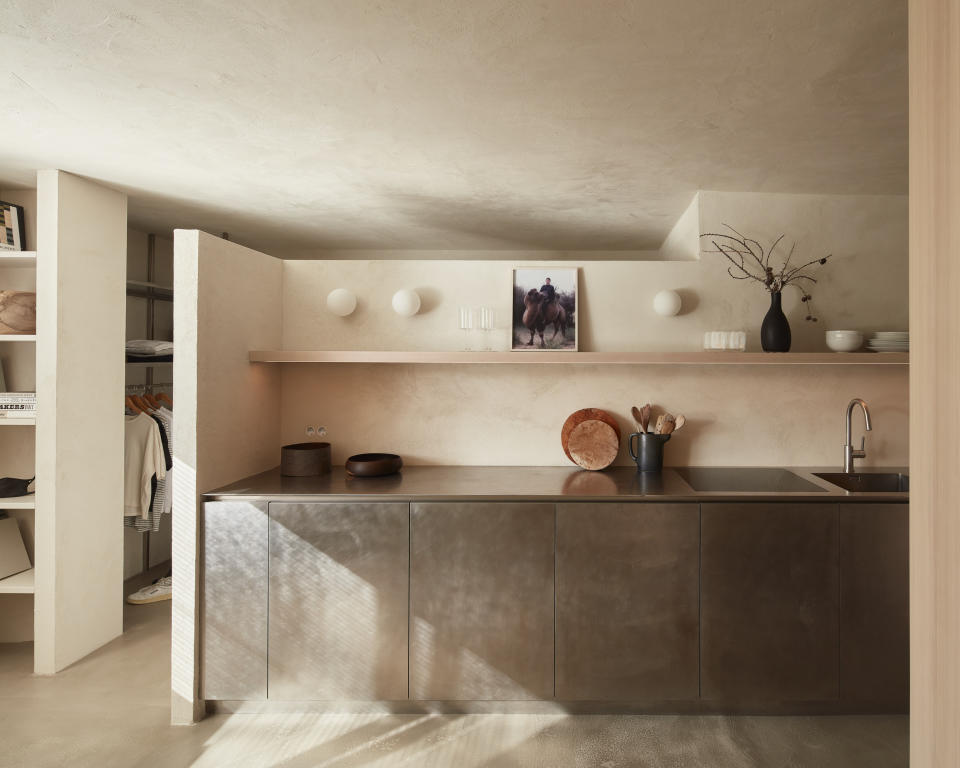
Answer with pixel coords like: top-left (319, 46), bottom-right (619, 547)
top-left (249, 350), bottom-right (909, 366)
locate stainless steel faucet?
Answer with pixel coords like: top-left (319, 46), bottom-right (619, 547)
top-left (844, 398), bottom-right (872, 473)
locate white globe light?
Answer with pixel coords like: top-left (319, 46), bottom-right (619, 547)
top-left (653, 289), bottom-right (682, 317)
top-left (326, 288), bottom-right (357, 317)
top-left (392, 289), bottom-right (421, 317)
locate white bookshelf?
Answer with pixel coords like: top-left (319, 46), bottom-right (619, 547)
top-left (0, 495), bottom-right (35, 509)
top-left (0, 569), bottom-right (35, 594)
top-left (0, 251), bottom-right (36, 268)
top-left (0, 199), bottom-right (38, 640)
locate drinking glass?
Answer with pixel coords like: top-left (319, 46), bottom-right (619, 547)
top-left (478, 306), bottom-right (495, 350)
top-left (458, 306), bottom-right (475, 350)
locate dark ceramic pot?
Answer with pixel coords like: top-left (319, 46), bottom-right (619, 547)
top-left (761, 291), bottom-right (791, 352)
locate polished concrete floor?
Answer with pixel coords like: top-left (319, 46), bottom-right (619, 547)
top-left (0, 595), bottom-right (908, 768)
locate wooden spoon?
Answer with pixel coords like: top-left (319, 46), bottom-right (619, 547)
top-left (674, 414), bottom-right (686, 432)
top-left (640, 403), bottom-right (652, 433)
top-left (631, 405), bottom-right (644, 433)
top-left (660, 415), bottom-right (677, 435)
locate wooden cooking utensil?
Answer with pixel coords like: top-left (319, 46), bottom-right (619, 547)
top-left (674, 414), bottom-right (686, 431)
top-left (561, 408), bottom-right (621, 463)
top-left (567, 419), bottom-right (620, 470)
top-left (631, 405), bottom-right (644, 432)
top-left (660, 415), bottom-right (677, 435)
top-left (653, 414), bottom-right (666, 434)
top-left (640, 403), bottom-right (652, 433)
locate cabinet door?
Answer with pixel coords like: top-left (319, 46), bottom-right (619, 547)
top-left (268, 502), bottom-right (409, 700)
top-left (701, 503), bottom-right (840, 703)
top-left (556, 503), bottom-right (699, 701)
top-left (410, 502), bottom-right (555, 700)
top-left (203, 501), bottom-right (268, 700)
top-left (840, 503), bottom-right (909, 709)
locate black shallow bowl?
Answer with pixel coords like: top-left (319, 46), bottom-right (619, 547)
top-left (345, 453), bottom-right (403, 477)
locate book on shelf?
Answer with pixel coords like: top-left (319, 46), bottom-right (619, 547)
top-left (0, 392), bottom-right (36, 403)
top-left (0, 393), bottom-right (36, 417)
top-left (0, 201), bottom-right (26, 252)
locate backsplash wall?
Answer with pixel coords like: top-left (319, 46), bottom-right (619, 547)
top-left (276, 191), bottom-right (908, 467)
top-left (281, 364), bottom-right (907, 467)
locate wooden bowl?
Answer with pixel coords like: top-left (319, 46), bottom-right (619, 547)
top-left (281, 442), bottom-right (331, 476)
top-left (345, 453), bottom-right (403, 477)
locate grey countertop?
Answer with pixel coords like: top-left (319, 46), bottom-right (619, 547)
top-left (203, 465), bottom-right (910, 503)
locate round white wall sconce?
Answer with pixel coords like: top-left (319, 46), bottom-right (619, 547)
top-left (392, 289), bottom-right (421, 317)
top-left (326, 288), bottom-right (357, 317)
top-left (653, 289), bottom-right (682, 317)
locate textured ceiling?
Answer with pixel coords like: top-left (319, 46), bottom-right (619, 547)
top-left (0, 0), bottom-right (907, 252)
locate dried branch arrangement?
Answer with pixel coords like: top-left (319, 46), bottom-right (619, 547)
top-left (700, 225), bottom-right (831, 321)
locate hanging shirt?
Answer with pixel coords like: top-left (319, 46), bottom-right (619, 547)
top-left (156, 406), bottom-right (174, 517)
top-left (124, 413), bottom-right (166, 520)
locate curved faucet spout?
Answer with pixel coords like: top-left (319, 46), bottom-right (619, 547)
top-left (844, 398), bottom-right (872, 473)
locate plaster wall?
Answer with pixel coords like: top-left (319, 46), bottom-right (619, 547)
top-left (278, 192), bottom-right (908, 468)
top-left (34, 170), bottom-right (127, 673)
top-left (172, 230), bottom-right (281, 723)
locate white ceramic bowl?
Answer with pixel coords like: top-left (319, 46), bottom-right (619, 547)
top-left (826, 330), bottom-right (863, 352)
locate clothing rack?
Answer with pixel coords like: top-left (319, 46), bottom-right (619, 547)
top-left (125, 382), bottom-right (172, 393)
top-left (125, 232), bottom-right (173, 578)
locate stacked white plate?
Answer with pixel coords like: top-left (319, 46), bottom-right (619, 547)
top-left (867, 331), bottom-right (909, 353)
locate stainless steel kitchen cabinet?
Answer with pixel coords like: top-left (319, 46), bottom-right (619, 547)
top-left (268, 502), bottom-right (409, 700)
top-left (409, 502), bottom-right (555, 700)
top-left (202, 501), bottom-right (269, 700)
top-left (556, 503), bottom-right (700, 701)
top-left (700, 502), bottom-right (841, 704)
top-left (840, 503), bottom-right (909, 710)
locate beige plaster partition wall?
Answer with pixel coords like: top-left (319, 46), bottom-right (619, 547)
top-left (172, 230), bottom-right (281, 724)
top-left (34, 170), bottom-right (127, 673)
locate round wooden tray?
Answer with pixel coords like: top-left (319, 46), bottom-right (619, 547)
top-left (560, 408), bottom-right (621, 463)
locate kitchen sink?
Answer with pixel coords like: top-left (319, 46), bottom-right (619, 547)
top-left (813, 472), bottom-right (909, 492)
top-left (675, 467), bottom-right (827, 493)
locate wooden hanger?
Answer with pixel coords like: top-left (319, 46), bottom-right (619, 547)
top-left (156, 392), bottom-right (173, 408)
top-left (133, 395), bottom-right (153, 413)
top-left (125, 395), bottom-right (143, 414)
top-left (144, 393), bottom-right (161, 410)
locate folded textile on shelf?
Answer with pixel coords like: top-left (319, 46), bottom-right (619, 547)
top-left (125, 339), bottom-right (174, 356)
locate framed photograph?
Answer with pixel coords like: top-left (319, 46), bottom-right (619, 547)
top-left (512, 267), bottom-right (578, 351)
top-left (0, 201), bottom-right (26, 252)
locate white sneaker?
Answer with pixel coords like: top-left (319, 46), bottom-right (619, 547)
top-left (126, 576), bottom-right (172, 605)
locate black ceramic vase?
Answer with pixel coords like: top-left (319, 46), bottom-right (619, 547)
top-left (760, 291), bottom-right (791, 352)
